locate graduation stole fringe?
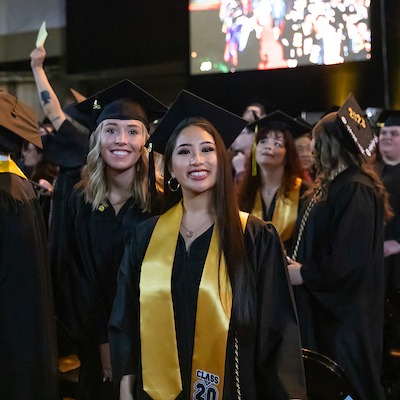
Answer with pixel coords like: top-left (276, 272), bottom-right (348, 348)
top-left (140, 201), bottom-right (248, 400)
top-left (252, 177), bottom-right (302, 243)
top-left (0, 159), bottom-right (27, 179)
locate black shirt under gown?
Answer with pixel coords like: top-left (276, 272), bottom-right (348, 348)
top-left (0, 172), bottom-right (58, 399)
top-left (260, 181), bottom-right (309, 251)
top-left (291, 165), bottom-right (385, 400)
top-left (109, 214), bottom-right (307, 399)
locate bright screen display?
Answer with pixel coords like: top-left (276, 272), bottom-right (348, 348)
top-left (189, 0), bottom-right (371, 75)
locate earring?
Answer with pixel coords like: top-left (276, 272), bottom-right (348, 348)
top-left (167, 177), bottom-right (180, 192)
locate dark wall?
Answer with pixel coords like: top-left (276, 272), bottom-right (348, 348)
top-left (66, 0), bottom-right (398, 116)
top-left (66, 0), bottom-right (189, 74)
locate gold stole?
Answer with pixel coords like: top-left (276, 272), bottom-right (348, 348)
top-left (140, 201), bottom-right (248, 400)
top-left (252, 177), bottom-right (302, 243)
top-left (0, 159), bottom-right (27, 179)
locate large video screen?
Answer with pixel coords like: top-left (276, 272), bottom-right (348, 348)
top-left (189, 0), bottom-right (371, 75)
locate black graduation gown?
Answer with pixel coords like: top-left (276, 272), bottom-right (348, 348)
top-left (109, 214), bottom-right (307, 400)
top-left (65, 188), bottom-right (151, 344)
top-left (43, 120), bottom-right (89, 335)
top-left (375, 161), bottom-right (400, 387)
top-left (0, 173), bottom-right (58, 399)
top-left (376, 161), bottom-right (400, 291)
top-left (291, 166), bottom-right (385, 400)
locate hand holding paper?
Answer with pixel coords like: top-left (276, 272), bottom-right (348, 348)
top-left (36, 21), bottom-right (48, 48)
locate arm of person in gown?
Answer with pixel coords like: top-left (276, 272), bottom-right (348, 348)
top-left (30, 46), bottom-right (67, 131)
top-left (384, 239), bottom-right (400, 257)
top-left (287, 257), bottom-right (304, 285)
top-left (248, 219), bottom-right (307, 399)
top-left (100, 342), bottom-right (113, 381)
top-left (120, 374), bottom-right (135, 400)
top-left (31, 46), bottom-right (89, 170)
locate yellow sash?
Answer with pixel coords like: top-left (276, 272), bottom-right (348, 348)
top-left (140, 201), bottom-right (248, 400)
top-left (0, 159), bottom-right (27, 180)
top-left (252, 177), bottom-right (302, 243)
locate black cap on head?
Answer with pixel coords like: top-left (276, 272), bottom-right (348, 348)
top-left (148, 90), bottom-right (248, 154)
top-left (376, 109), bottom-right (400, 128)
top-left (320, 93), bottom-right (378, 159)
top-left (69, 88), bottom-right (87, 104)
top-left (63, 103), bottom-right (94, 131)
top-left (0, 90), bottom-right (42, 148)
top-left (337, 93), bottom-right (377, 158)
top-left (248, 110), bottom-right (311, 139)
top-left (75, 79), bottom-right (168, 131)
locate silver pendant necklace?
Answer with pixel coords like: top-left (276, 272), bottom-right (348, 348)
top-left (181, 218), bottom-right (213, 239)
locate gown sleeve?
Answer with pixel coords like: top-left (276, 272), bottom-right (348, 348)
top-left (246, 217), bottom-right (307, 399)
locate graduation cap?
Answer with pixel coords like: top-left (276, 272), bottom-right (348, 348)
top-left (75, 79), bottom-right (168, 131)
top-left (248, 110), bottom-right (311, 139)
top-left (336, 93), bottom-right (378, 158)
top-left (322, 93), bottom-right (378, 159)
top-left (0, 90), bottom-right (42, 148)
top-left (69, 88), bottom-right (87, 104)
top-left (148, 90), bottom-right (248, 155)
top-left (63, 102), bottom-right (94, 131)
top-left (376, 109), bottom-right (400, 128)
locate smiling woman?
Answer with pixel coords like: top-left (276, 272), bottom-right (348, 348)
top-left (60, 80), bottom-right (168, 399)
top-left (109, 90), bottom-right (307, 400)
top-left (100, 119), bottom-right (147, 177)
top-left (170, 125), bottom-right (218, 201)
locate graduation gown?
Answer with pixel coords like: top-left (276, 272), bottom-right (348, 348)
top-left (0, 172), bottom-right (58, 399)
top-left (109, 214), bottom-right (307, 399)
top-left (375, 161), bottom-right (400, 386)
top-left (375, 161), bottom-right (400, 291)
top-left (64, 188), bottom-right (151, 344)
top-left (292, 166), bottom-right (385, 400)
top-left (43, 120), bottom-right (89, 334)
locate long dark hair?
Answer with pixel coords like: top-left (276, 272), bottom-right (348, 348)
top-left (163, 117), bottom-right (255, 333)
top-left (237, 122), bottom-right (304, 212)
top-left (311, 113), bottom-right (393, 221)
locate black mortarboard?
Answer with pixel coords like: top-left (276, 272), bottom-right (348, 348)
top-left (376, 109), bottom-right (400, 128)
top-left (63, 88), bottom-right (93, 130)
top-left (69, 88), bottom-right (87, 103)
top-left (75, 79), bottom-right (168, 131)
top-left (63, 103), bottom-right (94, 131)
top-left (148, 90), bottom-right (248, 154)
top-left (248, 110), bottom-right (311, 139)
top-left (322, 93), bottom-right (378, 159)
top-left (0, 90), bottom-right (42, 148)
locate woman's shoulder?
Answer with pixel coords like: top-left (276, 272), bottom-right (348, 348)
top-left (130, 215), bottom-right (160, 244)
top-left (331, 166), bottom-right (376, 194)
top-left (245, 213), bottom-right (280, 239)
top-left (67, 186), bottom-right (86, 204)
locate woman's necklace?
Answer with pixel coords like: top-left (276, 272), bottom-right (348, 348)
top-left (110, 196), bottom-right (130, 207)
top-left (264, 183), bottom-right (280, 196)
top-left (180, 217), bottom-right (213, 239)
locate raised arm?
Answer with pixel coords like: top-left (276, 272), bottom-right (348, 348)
top-left (30, 46), bottom-right (66, 131)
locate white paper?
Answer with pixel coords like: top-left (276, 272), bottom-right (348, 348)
top-left (35, 21), bottom-right (48, 48)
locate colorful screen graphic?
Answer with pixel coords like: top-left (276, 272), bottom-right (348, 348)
top-left (189, 0), bottom-right (371, 75)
